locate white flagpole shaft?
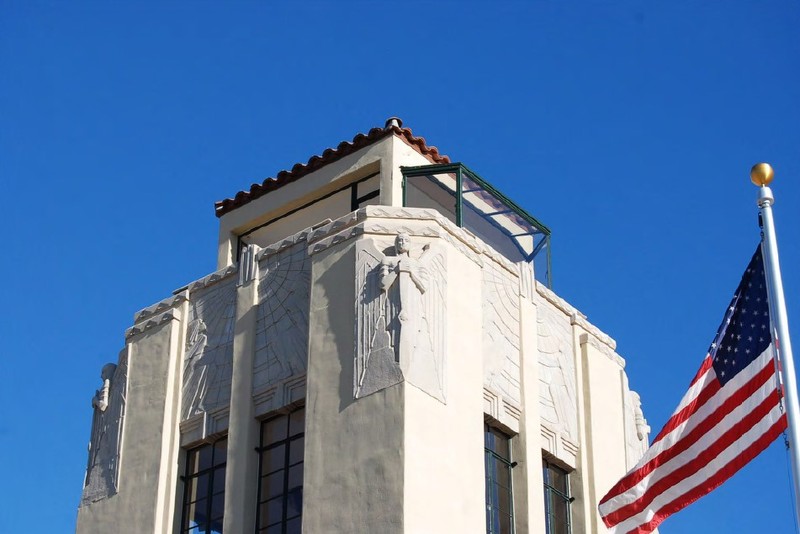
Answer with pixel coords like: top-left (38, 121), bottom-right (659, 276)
top-left (757, 185), bottom-right (800, 530)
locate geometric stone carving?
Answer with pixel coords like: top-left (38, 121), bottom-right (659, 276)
top-left (355, 234), bottom-right (447, 402)
top-left (238, 243), bottom-right (260, 286)
top-left (253, 240), bottom-right (310, 396)
top-left (82, 353), bottom-right (127, 504)
top-left (482, 260), bottom-right (521, 406)
top-left (182, 274), bottom-right (237, 421)
top-left (537, 301), bottom-right (579, 445)
top-left (253, 375), bottom-right (307, 418)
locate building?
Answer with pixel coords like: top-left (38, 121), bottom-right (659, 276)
top-left (76, 118), bottom-right (651, 534)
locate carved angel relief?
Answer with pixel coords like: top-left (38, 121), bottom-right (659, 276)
top-left (537, 307), bottom-right (578, 442)
top-left (82, 355), bottom-right (127, 504)
top-left (182, 277), bottom-right (237, 421)
top-left (355, 234), bottom-right (447, 402)
top-left (182, 318), bottom-right (209, 419)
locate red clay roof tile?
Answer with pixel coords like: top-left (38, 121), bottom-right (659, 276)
top-left (214, 118), bottom-right (450, 217)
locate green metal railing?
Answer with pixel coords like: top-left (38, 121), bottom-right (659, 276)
top-left (401, 163), bottom-right (552, 288)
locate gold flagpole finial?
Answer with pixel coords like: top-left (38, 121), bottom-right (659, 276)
top-left (751, 163), bottom-right (774, 187)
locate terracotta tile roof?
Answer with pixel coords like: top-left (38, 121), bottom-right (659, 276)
top-left (214, 117), bottom-right (451, 217)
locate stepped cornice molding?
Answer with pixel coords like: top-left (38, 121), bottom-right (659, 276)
top-left (536, 283), bottom-right (617, 351)
top-left (175, 265), bottom-right (238, 295)
top-left (133, 290), bottom-right (189, 324)
top-left (579, 332), bottom-right (626, 368)
top-left (306, 206), bottom-right (519, 276)
top-left (125, 309), bottom-right (182, 339)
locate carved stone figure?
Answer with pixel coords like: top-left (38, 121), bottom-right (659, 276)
top-left (182, 318), bottom-right (209, 419)
top-left (537, 307), bottom-right (578, 442)
top-left (633, 392), bottom-right (650, 441)
top-left (83, 356), bottom-right (127, 504)
top-left (623, 390), bottom-right (651, 467)
top-left (355, 234), bottom-right (447, 402)
top-left (182, 275), bottom-right (237, 421)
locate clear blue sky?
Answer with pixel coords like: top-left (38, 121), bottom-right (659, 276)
top-left (2, 2), bottom-right (799, 532)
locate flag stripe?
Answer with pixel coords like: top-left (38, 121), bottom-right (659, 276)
top-left (599, 246), bottom-right (785, 534)
top-left (602, 386), bottom-right (781, 525)
top-left (650, 361), bottom-right (718, 444)
top-left (600, 354), bottom-right (776, 506)
top-left (618, 348), bottom-right (775, 472)
top-left (612, 410), bottom-right (787, 534)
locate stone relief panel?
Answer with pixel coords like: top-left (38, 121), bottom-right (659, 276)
top-left (537, 301), bottom-right (579, 446)
top-left (253, 241), bottom-right (311, 396)
top-left (482, 261), bottom-right (522, 407)
top-left (355, 234), bottom-right (447, 402)
top-left (624, 386), bottom-right (651, 469)
top-left (82, 352), bottom-right (128, 505)
top-left (182, 275), bottom-right (237, 421)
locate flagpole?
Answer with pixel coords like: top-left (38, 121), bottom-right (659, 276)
top-left (752, 163), bottom-right (800, 529)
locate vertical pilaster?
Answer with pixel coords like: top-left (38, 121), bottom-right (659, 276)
top-left (517, 295), bottom-right (545, 533)
top-left (223, 248), bottom-right (260, 533)
top-left (578, 333), bottom-right (627, 532)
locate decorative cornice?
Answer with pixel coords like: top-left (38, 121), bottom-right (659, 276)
top-left (306, 206), bottom-right (519, 276)
top-left (536, 283), bottom-right (580, 318)
top-left (126, 308), bottom-right (182, 339)
top-left (179, 265), bottom-right (238, 294)
top-left (579, 332), bottom-right (626, 368)
top-left (535, 282), bottom-right (618, 351)
top-left (133, 290), bottom-right (189, 324)
top-left (256, 222), bottom-right (319, 262)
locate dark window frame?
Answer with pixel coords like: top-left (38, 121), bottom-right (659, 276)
top-left (180, 436), bottom-right (228, 534)
top-left (237, 171), bottom-right (380, 260)
top-left (485, 424), bottom-right (515, 534)
top-left (255, 407), bottom-right (305, 534)
top-left (543, 458), bottom-right (572, 534)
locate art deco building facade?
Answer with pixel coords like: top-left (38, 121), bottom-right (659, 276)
top-left (76, 118), bottom-right (651, 534)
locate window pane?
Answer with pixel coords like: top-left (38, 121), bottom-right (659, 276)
top-left (286, 486), bottom-right (303, 518)
top-left (260, 496), bottom-right (284, 527)
top-left (289, 409), bottom-right (305, 437)
top-left (213, 439), bottom-right (227, 466)
top-left (186, 498), bottom-right (208, 528)
top-left (495, 463), bottom-right (510, 490)
top-left (261, 470), bottom-right (284, 501)
top-left (262, 416), bottom-right (288, 445)
top-left (289, 436), bottom-right (304, 465)
top-left (197, 445), bottom-right (214, 472)
top-left (210, 492), bottom-right (225, 521)
top-left (286, 516), bottom-right (302, 534)
top-left (485, 426), bottom-right (514, 534)
top-left (261, 445), bottom-right (286, 475)
top-left (212, 467), bottom-right (226, 495)
top-left (192, 473), bottom-right (209, 502)
top-left (550, 466), bottom-right (567, 493)
top-left (543, 461), bottom-right (571, 534)
top-left (498, 485), bottom-right (512, 515)
top-left (187, 449), bottom-right (200, 474)
top-left (490, 429), bottom-right (509, 459)
top-left (288, 464), bottom-right (303, 490)
top-left (499, 512), bottom-right (511, 534)
top-left (262, 525), bottom-right (281, 534)
top-left (553, 495), bottom-right (569, 534)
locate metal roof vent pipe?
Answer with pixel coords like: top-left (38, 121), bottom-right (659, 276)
top-left (385, 117), bottom-right (403, 129)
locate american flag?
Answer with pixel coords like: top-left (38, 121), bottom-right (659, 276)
top-left (599, 246), bottom-right (788, 533)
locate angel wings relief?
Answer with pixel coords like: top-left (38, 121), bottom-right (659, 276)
top-left (355, 234), bottom-right (447, 402)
